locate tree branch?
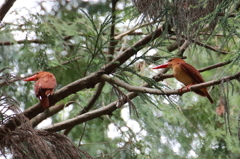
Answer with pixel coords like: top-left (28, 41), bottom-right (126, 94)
top-left (171, 36), bottom-right (233, 55)
top-left (107, 0), bottom-right (118, 61)
top-left (30, 101), bottom-right (74, 128)
top-left (218, 13), bottom-right (236, 17)
top-left (0, 39), bottom-right (45, 45)
top-left (25, 25), bottom-right (165, 118)
top-left (101, 72), bottom-right (240, 96)
top-left (43, 71), bottom-right (240, 132)
top-left (177, 40), bottom-right (191, 57)
top-left (0, 24), bottom-right (166, 140)
top-left (43, 91), bottom-right (137, 132)
top-left (0, 0), bottom-right (16, 22)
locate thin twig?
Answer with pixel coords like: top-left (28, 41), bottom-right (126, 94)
top-left (171, 37), bottom-right (233, 55)
top-left (78, 122), bottom-right (87, 147)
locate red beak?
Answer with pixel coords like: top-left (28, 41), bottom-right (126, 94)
top-left (152, 63), bottom-right (169, 69)
top-left (23, 75), bottom-right (37, 81)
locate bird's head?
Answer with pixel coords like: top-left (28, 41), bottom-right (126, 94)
top-left (23, 71), bottom-right (47, 81)
top-left (153, 58), bottom-right (185, 69)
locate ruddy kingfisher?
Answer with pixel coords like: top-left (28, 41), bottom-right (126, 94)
top-left (153, 58), bottom-right (213, 103)
top-left (24, 71), bottom-right (57, 108)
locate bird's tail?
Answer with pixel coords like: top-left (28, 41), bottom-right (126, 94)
top-left (206, 93), bottom-right (214, 104)
top-left (38, 88), bottom-right (50, 108)
top-left (39, 95), bottom-right (49, 108)
top-left (193, 88), bottom-right (214, 104)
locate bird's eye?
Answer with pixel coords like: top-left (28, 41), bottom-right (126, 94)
top-left (168, 59), bottom-right (172, 62)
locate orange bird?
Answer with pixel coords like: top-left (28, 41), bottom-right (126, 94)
top-left (24, 71), bottom-right (57, 108)
top-left (153, 58), bottom-right (213, 103)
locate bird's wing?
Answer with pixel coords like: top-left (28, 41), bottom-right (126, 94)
top-left (179, 63), bottom-right (205, 84)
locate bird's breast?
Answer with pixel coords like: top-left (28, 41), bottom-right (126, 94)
top-left (172, 65), bottom-right (194, 86)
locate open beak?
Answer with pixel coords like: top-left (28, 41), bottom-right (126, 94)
top-left (23, 75), bottom-right (37, 81)
top-left (152, 63), bottom-right (169, 69)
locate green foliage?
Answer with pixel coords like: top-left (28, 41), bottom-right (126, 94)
top-left (2, 0), bottom-right (240, 158)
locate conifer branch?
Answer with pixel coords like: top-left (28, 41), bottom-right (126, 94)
top-left (170, 36), bottom-right (233, 55)
top-left (101, 72), bottom-right (240, 96)
top-left (43, 71), bottom-right (240, 132)
top-left (30, 101), bottom-right (74, 128)
top-left (0, 24), bottom-right (166, 140)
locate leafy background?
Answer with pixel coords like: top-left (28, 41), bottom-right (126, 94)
top-left (1, 0), bottom-right (240, 158)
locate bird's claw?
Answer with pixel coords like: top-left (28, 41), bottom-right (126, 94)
top-left (178, 84), bottom-right (194, 92)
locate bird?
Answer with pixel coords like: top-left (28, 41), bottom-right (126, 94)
top-left (23, 71), bottom-right (57, 108)
top-left (153, 58), bottom-right (213, 103)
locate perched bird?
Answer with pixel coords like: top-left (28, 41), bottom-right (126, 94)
top-left (24, 71), bottom-right (57, 108)
top-left (153, 58), bottom-right (213, 103)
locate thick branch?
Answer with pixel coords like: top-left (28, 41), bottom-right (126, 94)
top-left (0, 25), bottom-right (166, 140)
top-left (0, 0), bottom-right (16, 22)
top-left (24, 25), bottom-right (165, 118)
top-left (101, 73), bottom-right (240, 95)
top-left (30, 101), bottom-right (74, 128)
top-left (40, 70), bottom-right (173, 133)
top-left (43, 71), bottom-right (240, 132)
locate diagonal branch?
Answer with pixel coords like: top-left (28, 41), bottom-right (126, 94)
top-left (101, 73), bottom-right (240, 96)
top-left (176, 40), bottom-right (191, 57)
top-left (190, 39), bottom-right (233, 55)
top-left (0, 24), bottom-right (166, 140)
top-left (44, 25), bottom-right (165, 115)
top-left (43, 71), bottom-right (240, 132)
top-left (30, 101), bottom-right (74, 128)
top-left (44, 72), bottom-right (240, 131)
top-left (0, 0), bottom-right (16, 22)
top-left (170, 36), bottom-right (233, 55)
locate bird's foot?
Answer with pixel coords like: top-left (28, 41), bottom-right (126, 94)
top-left (178, 84), bottom-right (194, 92)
